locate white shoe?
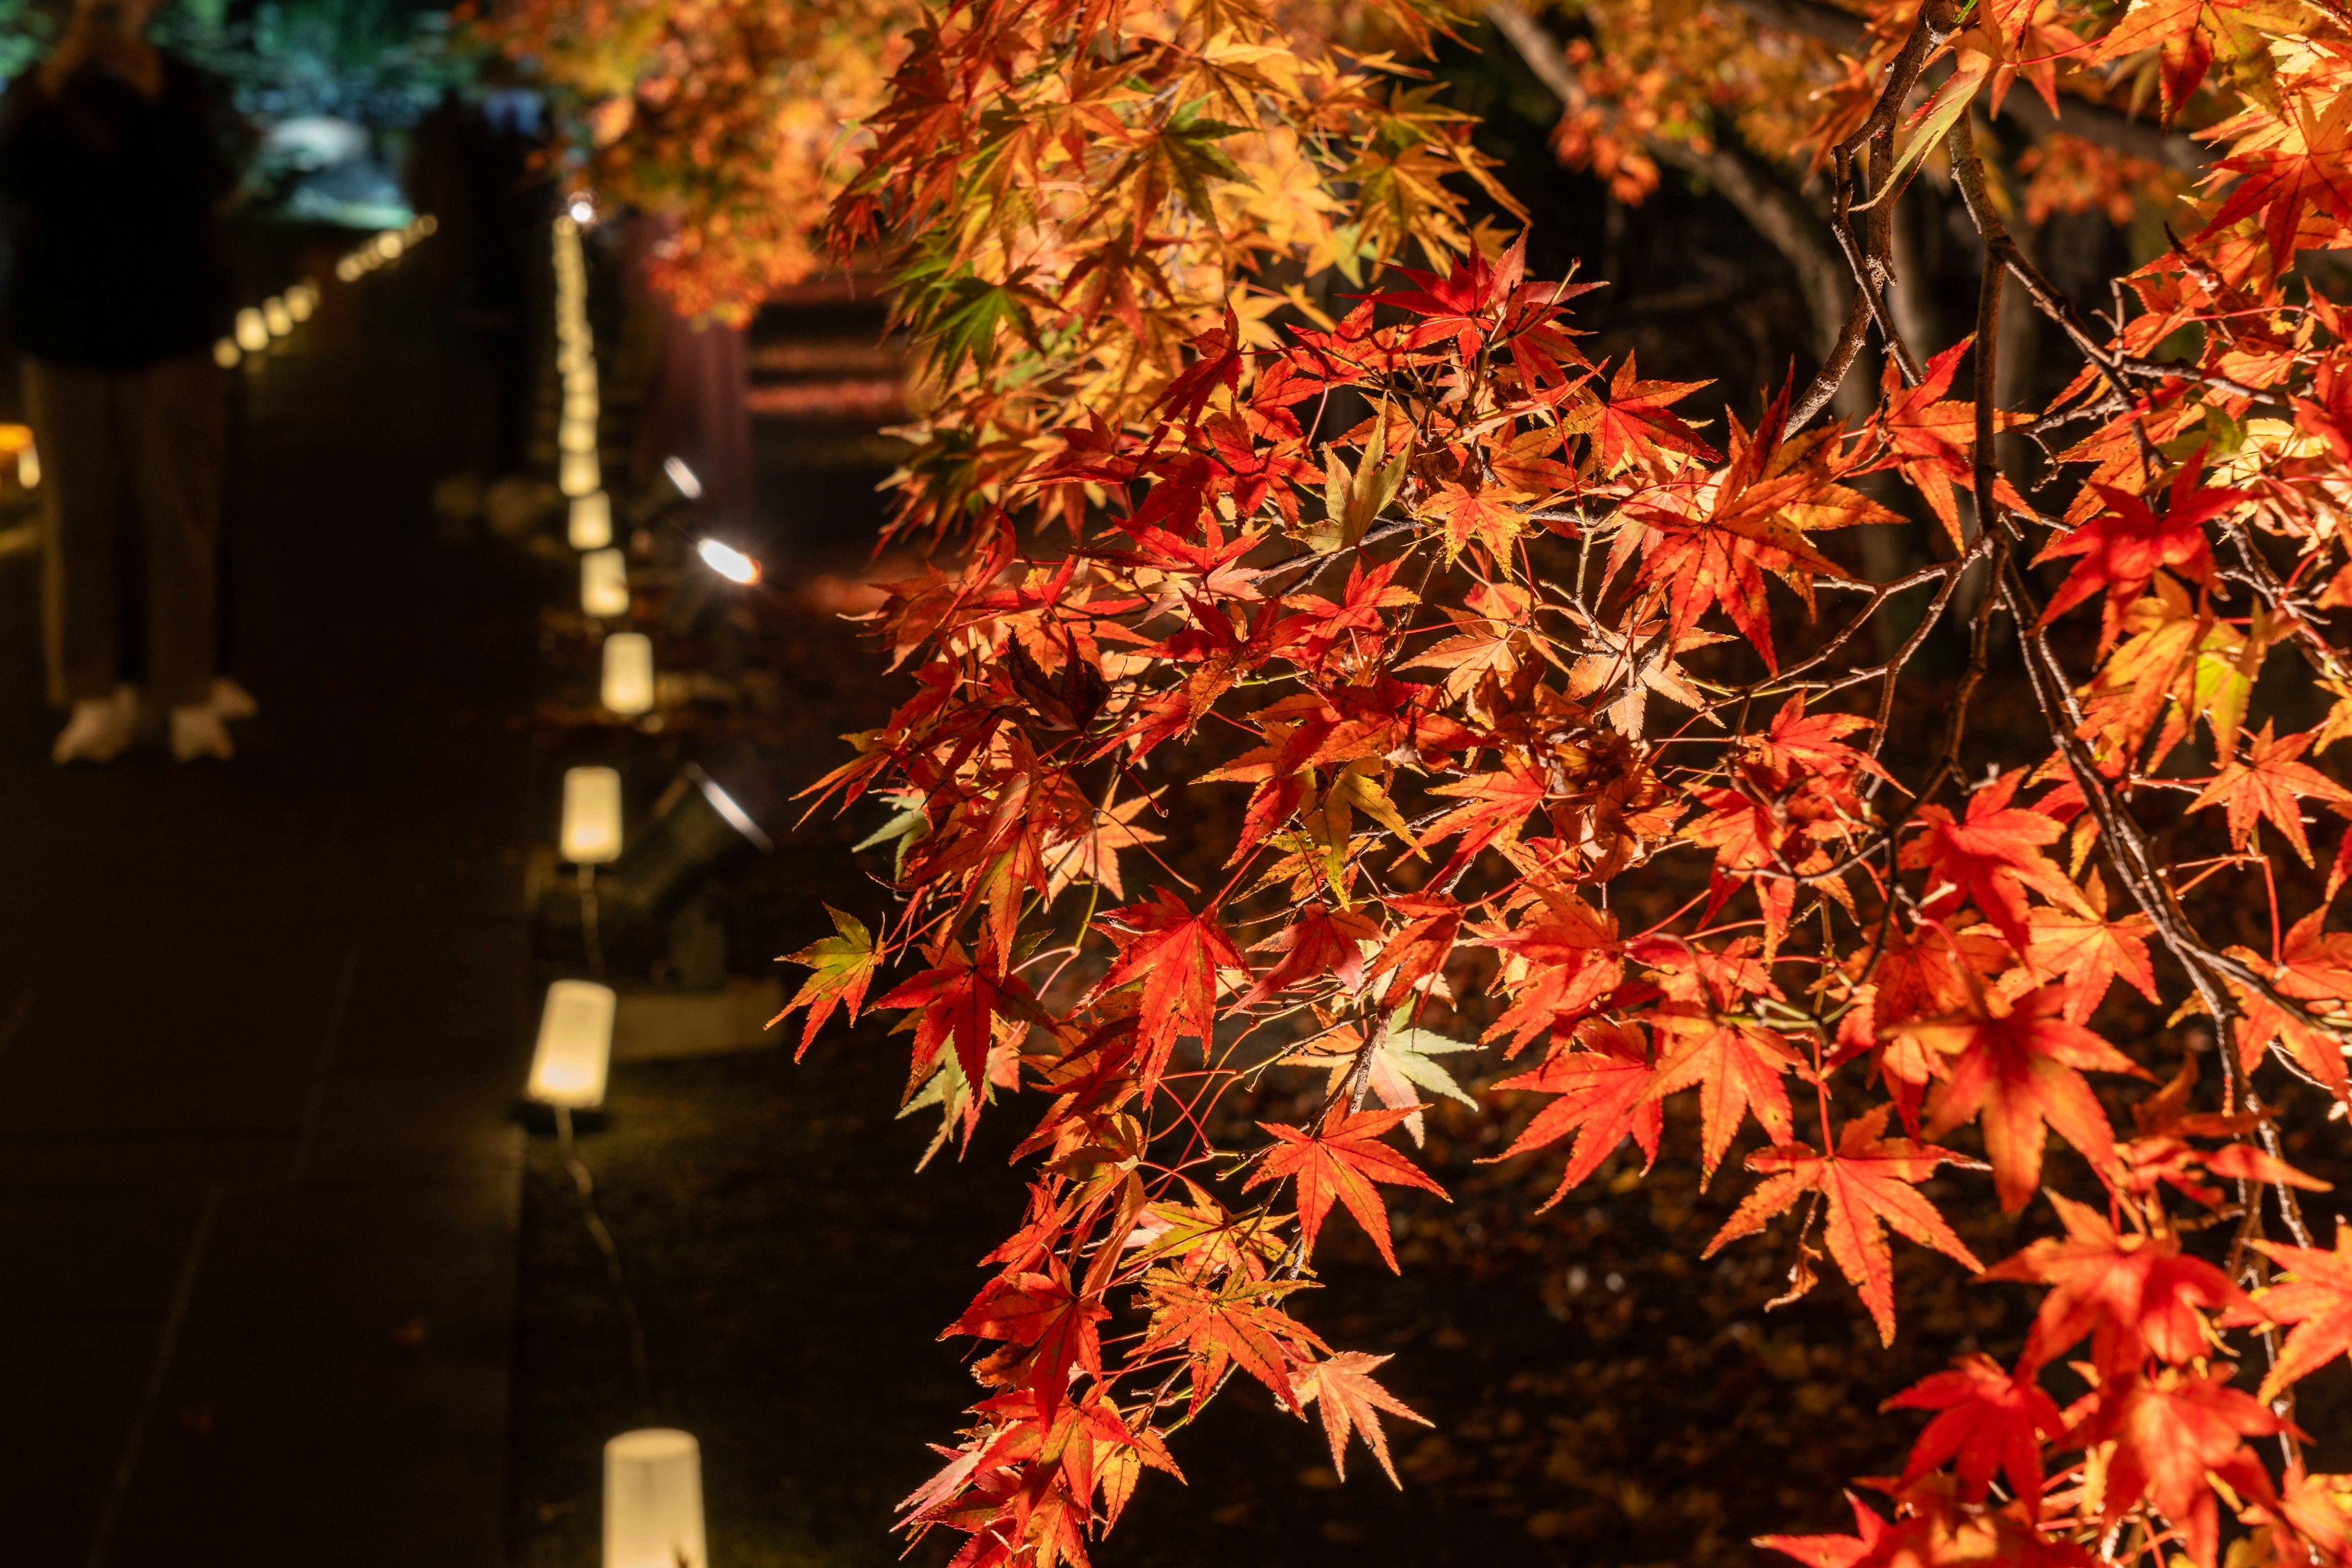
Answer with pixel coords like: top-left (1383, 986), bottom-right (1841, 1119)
top-left (209, 677), bottom-right (258, 721)
top-left (169, 703), bottom-right (234, 762)
top-left (52, 686), bottom-right (135, 764)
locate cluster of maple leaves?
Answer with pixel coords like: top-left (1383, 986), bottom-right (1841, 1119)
top-left (475, 0), bottom-right (910, 321)
top-left (760, 0), bottom-right (2352, 1564)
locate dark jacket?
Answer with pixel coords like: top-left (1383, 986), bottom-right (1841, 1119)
top-left (0, 54), bottom-right (240, 371)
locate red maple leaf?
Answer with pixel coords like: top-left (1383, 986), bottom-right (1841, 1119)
top-left (951, 1268), bottom-right (1110, 1417)
top-left (1247, 1106), bottom-right (1449, 1272)
top-left (1887, 1352), bottom-right (2062, 1503)
top-left (1237, 903), bottom-right (1384, 1007)
top-left (1870, 339), bottom-right (2032, 548)
top-left (1901, 772), bottom-right (2072, 954)
top-left (1488, 1019), bottom-right (1662, 1207)
top-left (1706, 1105), bottom-right (1985, 1344)
top-left (1904, 982), bottom-right (2146, 1210)
top-left (1096, 889), bottom-right (1246, 1095)
top-left (1137, 1274), bottom-right (1322, 1414)
top-left (877, 944), bottom-right (1041, 1101)
top-left (2035, 464), bottom-right (2243, 652)
top-left (1989, 1191), bottom-right (2255, 1374)
top-left (1589, 351), bottom-right (1719, 473)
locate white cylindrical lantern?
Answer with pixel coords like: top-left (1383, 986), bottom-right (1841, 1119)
top-left (561, 765), bottom-right (624, 864)
top-left (263, 296), bottom-right (292, 337)
top-left (561, 448), bottom-right (601, 497)
top-left (212, 337), bottom-right (239, 369)
top-left (527, 979), bottom-right (616, 1109)
top-left (234, 307), bottom-right (268, 352)
top-left (605, 1429), bottom-right (706, 1568)
top-left (560, 416), bottom-right (598, 455)
top-left (581, 549), bottom-right (629, 617)
top-left (569, 491), bottom-right (613, 550)
top-left (602, 633), bottom-right (655, 717)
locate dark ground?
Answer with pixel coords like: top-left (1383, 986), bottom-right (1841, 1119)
top-left (0, 221), bottom-right (545, 1566)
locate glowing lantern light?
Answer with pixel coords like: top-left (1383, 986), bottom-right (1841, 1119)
top-left (560, 448), bottom-right (601, 498)
top-left (234, 308), bottom-right (269, 353)
top-left (696, 539), bottom-right (761, 585)
top-left (417, 213), bottom-right (439, 236)
top-left (376, 232), bottom-right (403, 260)
top-left (335, 257), bottom-right (360, 282)
top-left (559, 417), bottom-right (598, 455)
top-left (601, 633), bottom-right (655, 717)
top-left (526, 979), bottom-right (615, 1109)
top-left (604, 1429), bottom-right (706, 1568)
top-left (213, 337), bottom-right (239, 369)
top-left (286, 284), bottom-right (315, 322)
top-left (17, 443), bottom-right (37, 489)
top-left (568, 491), bottom-right (612, 550)
top-left (560, 766), bottom-right (624, 864)
top-left (564, 390), bottom-right (598, 423)
top-left (581, 549), bottom-right (628, 617)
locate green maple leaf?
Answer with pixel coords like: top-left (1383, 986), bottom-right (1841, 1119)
top-left (774, 905), bottom-right (880, 1057)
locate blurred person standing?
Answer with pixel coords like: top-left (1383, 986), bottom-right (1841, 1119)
top-left (0, 0), bottom-right (244, 762)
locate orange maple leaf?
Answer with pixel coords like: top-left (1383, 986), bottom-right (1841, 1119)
top-left (1248, 1106), bottom-right (1450, 1272)
top-left (2244, 1233), bottom-right (2352, 1400)
top-left (2188, 720), bottom-right (2352, 865)
top-left (1644, 1007), bottom-right (1799, 1182)
top-left (1097, 889), bottom-right (1246, 1095)
top-left (1291, 1351), bottom-right (1432, 1485)
top-left (1706, 1105), bottom-right (1985, 1344)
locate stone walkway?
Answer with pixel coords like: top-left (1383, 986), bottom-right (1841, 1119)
top-left (0, 236), bottom-right (540, 1567)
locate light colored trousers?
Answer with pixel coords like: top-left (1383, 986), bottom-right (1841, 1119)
top-left (22, 352), bottom-right (224, 709)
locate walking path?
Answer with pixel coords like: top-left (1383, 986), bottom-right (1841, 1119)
top-left (0, 236), bottom-right (539, 1566)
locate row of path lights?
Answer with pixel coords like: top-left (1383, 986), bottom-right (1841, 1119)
top-left (214, 214), bottom-right (437, 370)
top-left (522, 200), bottom-right (742, 1568)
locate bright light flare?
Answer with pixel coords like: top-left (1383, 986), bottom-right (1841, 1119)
top-left (696, 538), bottom-right (760, 586)
top-left (662, 456), bottom-right (702, 499)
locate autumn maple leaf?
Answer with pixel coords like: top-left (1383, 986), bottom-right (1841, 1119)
top-left (1645, 1006), bottom-right (1798, 1182)
top-left (2204, 85), bottom-right (2352, 265)
top-left (1989, 1191), bottom-right (2255, 1374)
top-left (1900, 982), bottom-right (2146, 1211)
top-left (2188, 720), bottom-right (2352, 865)
top-left (1137, 1272), bottom-right (1322, 1414)
top-left (951, 1268), bottom-right (1110, 1417)
top-left (1870, 339), bottom-right (2031, 548)
top-left (1291, 1351), bottom-right (1431, 1486)
top-left (876, 944), bottom-right (1040, 1102)
top-left (1887, 1352), bottom-right (2062, 1503)
top-left (2244, 1233), bottom-right (2352, 1400)
top-left (1096, 889), bottom-right (1246, 1095)
top-left (2035, 464), bottom-right (2244, 652)
top-left (1248, 1106), bottom-right (1449, 1272)
top-left (1488, 1019), bottom-right (1661, 1207)
top-left (2092, 1366), bottom-right (2287, 1568)
top-left (1902, 772), bottom-right (2072, 954)
top-left (774, 903), bottom-right (881, 1057)
top-left (2022, 875), bottom-right (2158, 1023)
top-left (1588, 351), bottom-right (1719, 473)
top-left (1706, 1105), bottom-right (1985, 1344)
